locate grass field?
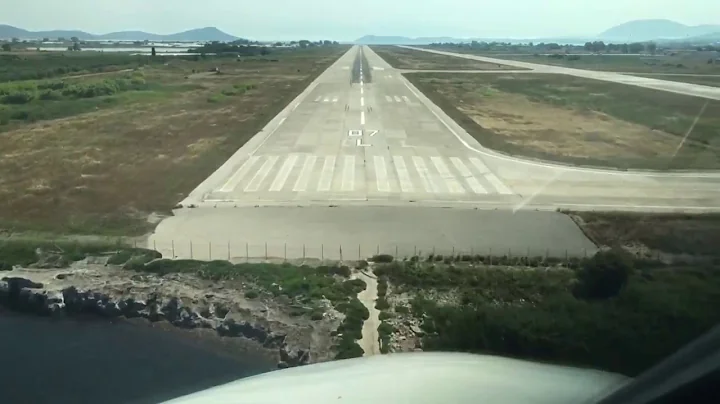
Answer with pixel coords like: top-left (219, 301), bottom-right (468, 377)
top-left (0, 52), bottom-right (153, 82)
top-left (370, 46), bottom-right (522, 70)
top-left (630, 74), bottom-right (720, 88)
top-left (0, 47), bottom-right (348, 236)
top-left (426, 48), bottom-right (720, 74)
top-left (569, 211), bottom-right (720, 258)
top-left (406, 72), bottom-right (720, 170)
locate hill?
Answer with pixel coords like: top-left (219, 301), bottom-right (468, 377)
top-left (0, 25), bottom-right (238, 42)
top-left (600, 19), bottom-right (720, 41)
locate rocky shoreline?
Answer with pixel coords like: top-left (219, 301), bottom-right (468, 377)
top-left (0, 262), bottom-right (343, 368)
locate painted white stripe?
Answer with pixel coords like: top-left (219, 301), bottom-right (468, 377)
top-left (393, 156), bottom-right (414, 192)
top-left (374, 156), bottom-right (390, 192)
top-left (269, 155), bottom-right (298, 191)
top-left (412, 156), bottom-right (434, 193)
top-left (394, 96), bottom-right (402, 102)
top-left (317, 156), bottom-right (336, 192)
top-left (469, 157), bottom-right (513, 195)
top-left (323, 97), bottom-right (329, 103)
top-left (360, 111), bottom-right (365, 125)
top-left (332, 96), bottom-right (338, 103)
top-left (431, 157), bottom-right (465, 194)
top-left (314, 96), bottom-right (321, 102)
top-left (361, 87), bottom-right (364, 95)
top-left (361, 97), bottom-right (365, 107)
top-left (244, 156), bottom-right (279, 192)
top-left (293, 156), bottom-right (317, 192)
top-left (342, 156), bottom-right (355, 191)
top-left (402, 95), bottom-right (410, 102)
top-left (450, 157), bottom-right (487, 194)
top-left (218, 156), bottom-right (261, 192)
top-left (385, 95), bottom-right (392, 102)
top-left (360, 81), bottom-right (364, 87)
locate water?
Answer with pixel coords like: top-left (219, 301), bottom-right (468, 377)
top-left (0, 311), bottom-right (275, 404)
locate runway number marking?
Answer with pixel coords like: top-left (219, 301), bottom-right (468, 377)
top-left (347, 129), bottom-right (379, 146)
top-left (348, 130), bottom-right (362, 137)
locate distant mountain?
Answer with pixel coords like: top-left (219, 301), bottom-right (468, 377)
top-left (354, 34), bottom-right (594, 45)
top-left (0, 25), bottom-right (238, 42)
top-left (599, 19), bottom-right (720, 42)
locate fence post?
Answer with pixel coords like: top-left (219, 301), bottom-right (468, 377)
top-left (190, 241), bottom-right (193, 259)
top-left (321, 244), bottom-right (324, 261)
top-left (339, 244), bottom-right (343, 261)
top-left (228, 241), bottom-right (231, 261)
top-left (265, 242), bottom-right (268, 260)
top-left (303, 244), bottom-right (306, 260)
top-left (527, 247), bottom-right (530, 259)
top-left (209, 242), bottom-right (212, 260)
top-left (171, 240), bottom-right (175, 258)
top-left (358, 244), bottom-right (361, 260)
top-left (489, 248), bottom-right (492, 265)
top-left (452, 246), bottom-right (455, 257)
top-left (565, 250), bottom-right (568, 267)
top-left (246, 242), bottom-right (249, 263)
top-left (395, 245), bottom-right (398, 258)
top-left (284, 243), bottom-right (287, 262)
top-left (414, 245), bottom-right (417, 256)
top-left (471, 247), bottom-right (474, 256)
top-left (153, 240), bottom-right (156, 251)
top-left (376, 245), bottom-right (379, 255)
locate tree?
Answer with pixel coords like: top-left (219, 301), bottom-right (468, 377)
top-left (584, 42), bottom-right (593, 51)
top-left (298, 40), bottom-right (310, 48)
top-left (628, 42), bottom-right (644, 53)
top-left (646, 42), bottom-right (657, 55)
top-left (572, 249), bottom-right (633, 300)
top-left (11, 37), bottom-right (19, 43)
top-left (42, 37), bottom-right (49, 42)
top-left (273, 41), bottom-right (282, 47)
top-left (70, 36), bottom-right (79, 42)
top-left (151, 46), bottom-right (156, 56)
top-left (620, 43), bottom-right (629, 54)
top-left (58, 37), bottom-right (66, 41)
top-left (1, 43), bottom-right (11, 52)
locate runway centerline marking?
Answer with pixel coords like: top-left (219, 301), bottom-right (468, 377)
top-left (361, 97), bottom-right (365, 107)
top-left (361, 111), bottom-right (366, 125)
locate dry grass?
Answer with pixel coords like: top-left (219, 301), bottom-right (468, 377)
top-left (0, 48), bottom-right (348, 236)
top-left (370, 46), bottom-right (520, 70)
top-left (406, 73), bottom-right (720, 170)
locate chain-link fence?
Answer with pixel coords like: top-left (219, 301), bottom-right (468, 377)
top-left (139, 239), bottom-right (598, 264)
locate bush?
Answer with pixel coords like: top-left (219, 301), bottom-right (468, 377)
top-left (372, 254), bottom-right (394, 263)
top-left (310, 310), bottom-right (324, 321)
top-left (573, 249), bottom-right (633, 300)
top-left (2, 91), bottom-right (35, 104)
top-left (375, 297), bottom-right (390, 310)
top-left (245, 290), bottom-right (259, 299)
top-left (379, 311), bottom-right (392, 320)
top-left (39, 90), bottom-right (62, 100)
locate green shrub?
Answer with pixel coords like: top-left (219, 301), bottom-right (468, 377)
top-left (375, 297), bottom-right (390, 310)
top-left (371, 254), bottom-right (394, 263)
top-left (310, 310), bottom-right (324, 321)
top-left (39, 90), bottom-right (62, 100)
top-left (245, 290), bottom-right (259, 299)
top-left (573, 249), bottom-right (633, 300)
top-left (2, 91), bottom-right (35, 104)
top-left (379, 311), bottom-right (392, 320)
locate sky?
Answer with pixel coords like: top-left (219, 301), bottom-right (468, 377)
top-left (3, 0), bottom-right (719, 41)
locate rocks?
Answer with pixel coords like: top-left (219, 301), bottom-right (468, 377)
top-left (410, 324), bottom-right (424, 336)
top-left (0, 275), bottom-right (313, 369)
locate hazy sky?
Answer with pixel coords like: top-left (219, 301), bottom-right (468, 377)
top-left (3, 0), bottom-right (719, 41)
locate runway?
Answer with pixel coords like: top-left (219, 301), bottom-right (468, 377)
top-left (401, 46), bottom-right (720, 101)
top-left (151, 45), bottom-right (720, 260)
top-left (181, 45), bottom-right (720, 212)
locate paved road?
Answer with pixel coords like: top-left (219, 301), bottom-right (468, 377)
top-left (150, 45), bottom-right (720, 260)
top-left (401, 46), bottom-right (720, 101)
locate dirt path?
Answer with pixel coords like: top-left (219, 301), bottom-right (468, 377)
top-left (355, 271), bottom-right (381, 356)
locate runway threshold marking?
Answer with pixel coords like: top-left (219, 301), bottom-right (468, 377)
top-left (450, 157), bottom-right (487, 194)
top-left (374, 156), bottom-right (391, 192)
top-left (431, 157), bottom-right (465, 194)
top-left (269, 155), bottom-right (298, 191)
top-left (293, 156), bottom-right (317, 192)
top-left (342, 156), bottom-right (356, 191)
top-left (412, 156), bottom-right (435, 193)
top-left (218, 156), bottom-right (261, 192)
top-left (393, 156), bottom-right (414, 192)
top-left (469, 158), bottom-right (513, 195)
top-left (244, 156), bottom-right (279, 192)
top-left (317, 156), bottom-right (336, 192)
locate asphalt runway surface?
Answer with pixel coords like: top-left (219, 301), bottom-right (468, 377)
top-left (152, 45), bottom-right (720, 260)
